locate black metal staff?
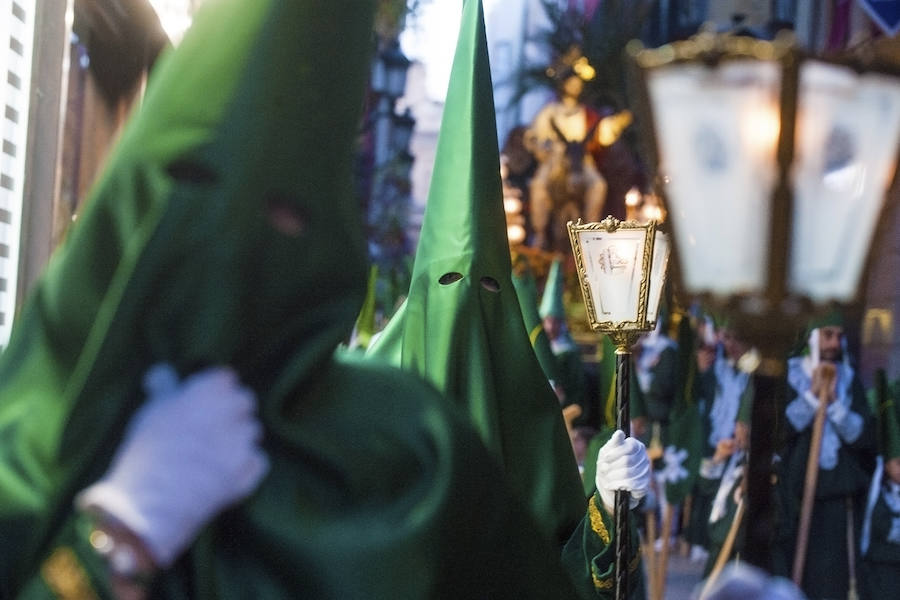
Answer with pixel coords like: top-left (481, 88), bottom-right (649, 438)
top-left (614, 345), bottom-right (633, 600)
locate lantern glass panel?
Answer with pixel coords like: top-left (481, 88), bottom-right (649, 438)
top-left (647, 60), bottom-right (781, 297)
top-left (647, 231), bottom-right (671, 324)
top-left (575, 228), bottom-right (648, 325)
top-left (789, 61), bottom-right (900, 302)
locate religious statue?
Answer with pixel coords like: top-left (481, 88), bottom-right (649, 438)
top-left (525, 47), bottom-right (632, 251)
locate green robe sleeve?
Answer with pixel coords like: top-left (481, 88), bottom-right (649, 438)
top-left (561, 493), bottom-right (644, 599)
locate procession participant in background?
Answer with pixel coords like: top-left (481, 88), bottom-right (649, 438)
top-left (858, 370), bottom-right (900, 600)
top-left (631, 308), bottom-right (678, 454)
top-left (512, 255), bottom-right (596, 475)
top-left (686, 316), bottom-right (752, 565)
top-left (512, 255), bottom-right (566, 402)
top-left (0, 1), bottom-right (592, 598)
top-left (682, 314), bottom-right (721, 563)
top-left (629, 313), bottom-right (676, 572)
top-left (645, 312), bottom-right (705, 600)
top-left (541, 257), bottom-right (588, 421)
top-left (776, 312), bottom-right (876, 600)
top-left (366, 1), bottom-right (649, 596)
top-left (703, 395), bottom-right (752, 578)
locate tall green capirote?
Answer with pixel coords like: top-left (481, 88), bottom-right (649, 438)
top-left (366, 0), bottom-right (584, 547)
top-left (661, 315), bottom-right (703, 505)
top-left (539, 257), bottom-right (589, 419)
top-left (0, 1), bottom-right (584, 598)
top-left (539, 258), bottom-right (567, 321)
top-left (512, 256), bottom-right (564, 387)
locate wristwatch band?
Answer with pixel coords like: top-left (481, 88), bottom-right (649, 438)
top-left (84, 514), bottom-right (156, 587)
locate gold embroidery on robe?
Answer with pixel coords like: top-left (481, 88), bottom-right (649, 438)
top-left (590, 555), bottom-right (642, 590)
top-left (592, 571), bottom-right (614, 589)
top-left (41, 547), bottom-right (99, 600)
top-left (589, 495), bottom-right (611, 545)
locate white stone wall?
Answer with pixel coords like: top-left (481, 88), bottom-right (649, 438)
top-left (0, 0), bottom-right (35, 349)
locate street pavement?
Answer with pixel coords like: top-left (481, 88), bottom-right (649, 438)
top-left (660, 552), bottom-right (704, 599)
top-left (641, 543), bottom-right (706, 600)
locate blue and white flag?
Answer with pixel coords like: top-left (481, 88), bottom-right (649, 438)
top-left (859, 0), bottom-right (900, 36)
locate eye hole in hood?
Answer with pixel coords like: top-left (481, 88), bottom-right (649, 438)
top-left (166, 159), bottom-right (218, 185)
top-left (439, 272), bottom-right (463, 285)
top-left (265, 193), bottom-right (307, 237)
top-left (480, 276), bottom-right (500, 292)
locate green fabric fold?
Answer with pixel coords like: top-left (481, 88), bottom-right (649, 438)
top-left (350, 265), bottom-right (379, 351)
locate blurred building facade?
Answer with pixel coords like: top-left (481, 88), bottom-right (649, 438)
top-left (4, 0), bottom-right (900, 382)
top-left (2, 0), bottom-right (173, 350)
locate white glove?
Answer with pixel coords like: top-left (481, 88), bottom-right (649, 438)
top-left (595, 430), bottom-right (650, 512)
top-left (76, 364), bottom-right (269, 567)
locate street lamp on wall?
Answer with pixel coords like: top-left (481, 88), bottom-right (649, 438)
top-left (568, 216), bottom-right (670, 600)
top-left (371, 41), bottom-right (411, 99)
top-left (628, 31), bottom-right (900, 571)
top-left (391, 108), bottom-right (416, 155)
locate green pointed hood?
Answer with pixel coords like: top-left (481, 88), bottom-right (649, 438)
top-left (367, 0), bottom-right (583, 543)
top-left (0, 0), bottom-right (373, 586)
top-left (539, 257), bottom-right (577, 351)
top-left (539, 258), bottom-right (567, 320)
top-left (511, 257), bottom-right (562, 385)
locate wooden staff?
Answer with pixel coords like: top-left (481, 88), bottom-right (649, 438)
top-left (680, 495), bottom-right (693, 557)
top-left (654, 503), bottom-right (674, 600)
top-left (644, 509), bottom-right (657, 600)
top-left (846, 496), bottom-right (858, 600)
top-left (645, 423), bottom-right (662, 600)
top-left (700, 498), bottom-right (745, 599)
top-left (791, 363), bottom-right (837, 586)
